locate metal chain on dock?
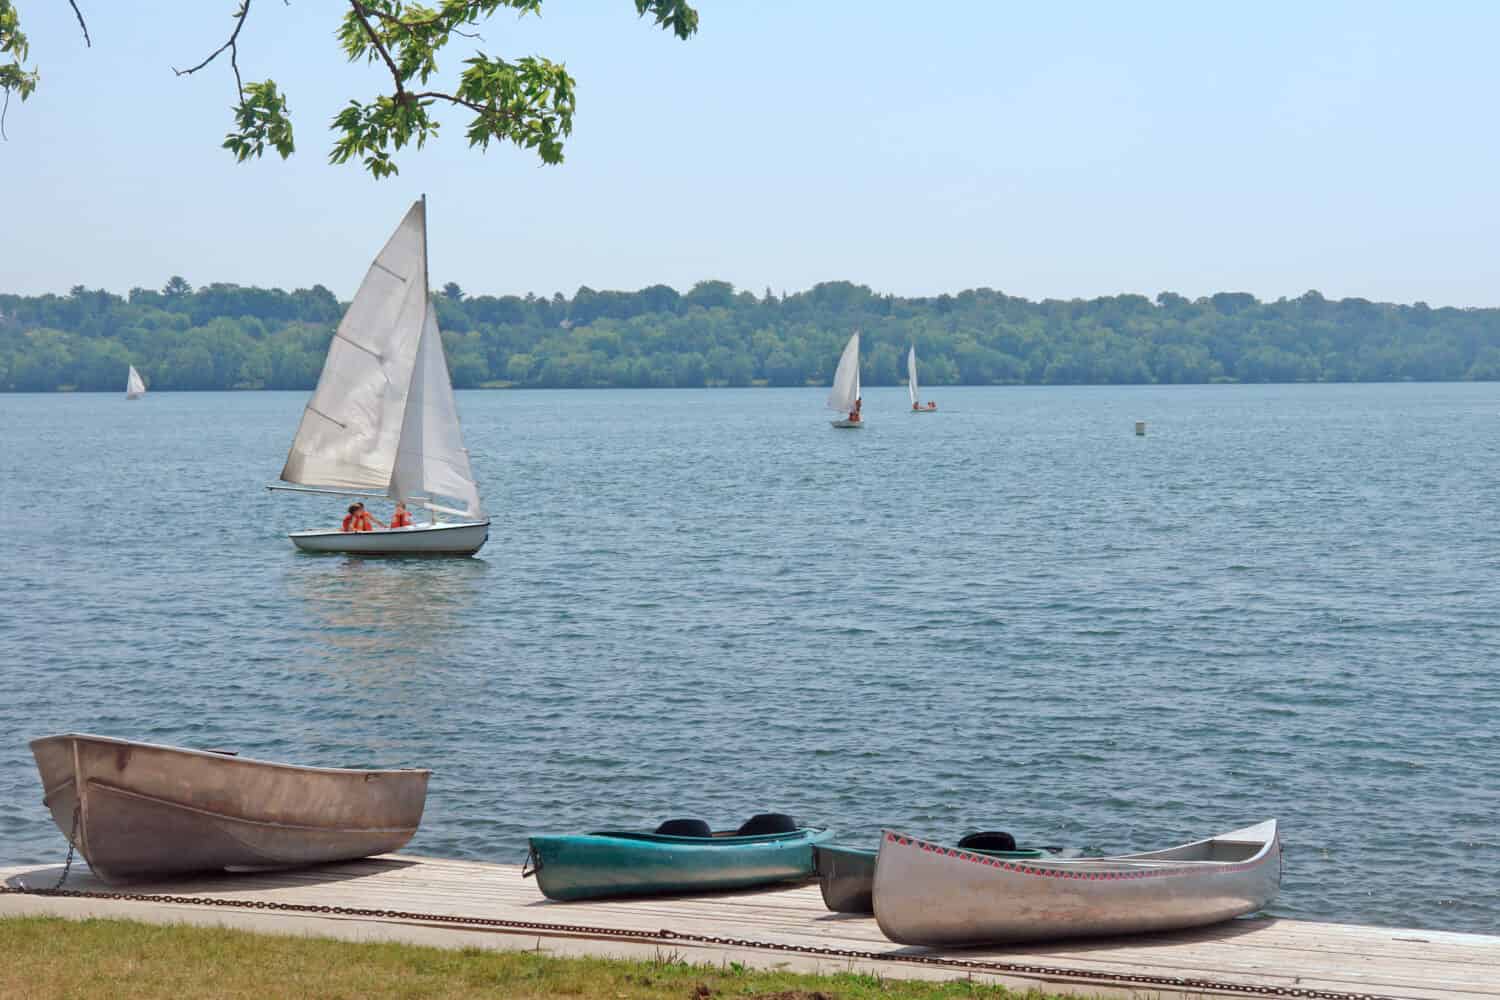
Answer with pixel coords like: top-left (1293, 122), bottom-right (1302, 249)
top-left (0, 882), bottom-right (1401, 1000)
top-left (50, 807), bottom-right (79, 891)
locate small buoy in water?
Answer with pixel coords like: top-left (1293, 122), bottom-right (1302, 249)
top-left (1134, 421), bottom-right (1147, 436)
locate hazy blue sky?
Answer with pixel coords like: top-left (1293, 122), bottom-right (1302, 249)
top-left (3, 2), bottom-right (1498, 305)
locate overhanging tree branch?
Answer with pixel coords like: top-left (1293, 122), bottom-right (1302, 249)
top-left (173, 0), bottom-right (252, 102)
top-left (67, 0), bottom-right (89, 47)
top-left (5, 0), bottom-right (698, 175)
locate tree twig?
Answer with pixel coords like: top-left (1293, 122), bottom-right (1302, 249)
top-left (347, 1), bottom-right (408, 100)
top-left (173, 0), bottom-right (252, 103)
top-left (67, 0), bottom-right (92, 47)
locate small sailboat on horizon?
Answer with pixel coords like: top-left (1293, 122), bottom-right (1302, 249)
top-left (270, 197), bottom-right (490, 556)
top-left (907, 346), bottom-right (936, 412)
top-left (828, 331), bottom-right (863, 428)
top-left (125, 365), bottom-right (146, 400)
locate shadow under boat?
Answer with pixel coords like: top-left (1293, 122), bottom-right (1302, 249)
top-left (29, 734), bottom-right (430, 884)
top-left (4, 855), bottom-right (423, 894)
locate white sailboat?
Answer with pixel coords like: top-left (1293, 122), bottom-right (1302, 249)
top-left (271, 197), bottom-right (490, 556)
top-left (907, 346), bottom-right (935, 412)
top-left (827, 331), bottom-right (863, 429)
top-left (125, 365), bottom-right (146, 400)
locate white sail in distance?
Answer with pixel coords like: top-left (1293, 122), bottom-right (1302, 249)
top-left (907, 346), bottom-right (919, 407)
top-left (827, 332), bottom-right (861, 412)
top-left (389, 303), bottom-right (483, 517)
top-left (125, 366), bottom-right (146, 399)
top-left (279, 201), bottom-right (429, 493)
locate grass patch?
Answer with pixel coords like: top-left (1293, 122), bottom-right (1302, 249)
top-left (0, 916), bottom-right (1077, 999)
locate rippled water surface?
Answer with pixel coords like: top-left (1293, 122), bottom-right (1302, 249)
top-left (1, 383), bottom-right (1496, 932)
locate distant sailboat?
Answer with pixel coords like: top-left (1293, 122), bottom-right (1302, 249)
top-left (125, 365), bottom-right (146, 400)
top-left (270, 197), bottom-right (490, 556)
top-left (907, 346), bottom-right (935, 412)
top-left (828, 332), bottom-right (863, 429)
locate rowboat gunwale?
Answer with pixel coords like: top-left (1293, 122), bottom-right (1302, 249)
top-left (30, 733), bottom-right (432, 780)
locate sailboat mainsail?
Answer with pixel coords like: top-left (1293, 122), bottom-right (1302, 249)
top-left (827, 332), bottom-right (861, 413)
top-left (280, 202), bottom-right (428, 494)
top-left (125, 366), bottom-right (146, 400)
top-left (907, 346), bottom-right (919, 407)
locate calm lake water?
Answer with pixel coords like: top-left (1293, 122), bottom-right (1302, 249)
top-left (1, 383), bottom-right (1496, 933)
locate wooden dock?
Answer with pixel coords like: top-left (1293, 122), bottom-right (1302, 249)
top-left (3, 855), bottom-right (1495, 999)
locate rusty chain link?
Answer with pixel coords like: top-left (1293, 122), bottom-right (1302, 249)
top-left (0, 882), bottom-right (1399, 1000)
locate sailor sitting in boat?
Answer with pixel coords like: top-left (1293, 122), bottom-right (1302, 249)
top-left (390, 501), bottom-right (414, 529)
top-left (848, 397), bottom-right (862, 423)
top-left (341, 502), bottom-right (384, 532)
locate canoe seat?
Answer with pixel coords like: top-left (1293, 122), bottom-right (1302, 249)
top-left (957, 831), bottom-right (1017, 851)
top-left (736, 813), bottom-right (798, 836)
top-left (654, 818), bottom-right (712, 838)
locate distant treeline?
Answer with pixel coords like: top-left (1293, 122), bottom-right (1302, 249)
top-left (3, 278), bottom-right (1499, 392)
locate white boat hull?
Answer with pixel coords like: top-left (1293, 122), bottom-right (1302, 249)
top-left (831, 419), bottom-right (864, 429)
top-left (289, 520), bottom-right (490, 555)
top-left (874, 820), bottom-right (1280, 946)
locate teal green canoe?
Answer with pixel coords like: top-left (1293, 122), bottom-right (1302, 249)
top-left (525, 814), bottom-right (834, 902)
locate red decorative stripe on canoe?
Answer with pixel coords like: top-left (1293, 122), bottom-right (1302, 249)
top-left (888, 834), bottom-right (1268, 881)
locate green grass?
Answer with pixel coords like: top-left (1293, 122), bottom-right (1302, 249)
top-left (0, 916), bottom-right (1080, 999)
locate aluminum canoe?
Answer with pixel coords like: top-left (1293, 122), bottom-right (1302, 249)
top-left (30, 734), bottom-right (430, 882)
top-left (873, 819), bottom-right (1280, 946)
top-left (288, 519), bottom-right (489, 555)
top-left (527, 818), bottom-right (833, 902)
top-left (815, 840), bottom-right (1045, 915)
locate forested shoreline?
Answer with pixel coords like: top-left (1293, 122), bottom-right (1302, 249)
top-left (3, 278), bottom-right (1498, 392)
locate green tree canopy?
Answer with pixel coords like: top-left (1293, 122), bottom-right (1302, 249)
top-left (4, 279), bottom-right (1499, 393)
top-left (1, 1), bottom-right (698, 174)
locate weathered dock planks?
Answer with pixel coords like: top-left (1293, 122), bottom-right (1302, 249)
top-left (2, 855), bottom-right (1496, 1000)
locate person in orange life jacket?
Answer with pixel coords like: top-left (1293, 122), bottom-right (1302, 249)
top-left (389, 501), bottom-right (414, 528)
top-left (340, 502), bottom-right (384, 532)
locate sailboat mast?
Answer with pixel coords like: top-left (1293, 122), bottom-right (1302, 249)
top-left (421, 193), bottom-right (430, 300)
top-left (420, 193), bottom-right (438, 525)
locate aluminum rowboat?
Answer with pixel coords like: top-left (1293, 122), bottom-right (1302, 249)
top-left (873, 819), bottom-right (1280, 946)
top-left (31, 734), bottom-right (430, 882)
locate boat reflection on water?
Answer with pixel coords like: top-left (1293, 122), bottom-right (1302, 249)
top-left (284, 556), bottom-right (490, 672)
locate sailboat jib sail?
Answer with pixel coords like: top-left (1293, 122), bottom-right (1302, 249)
top-left (827, 332), bottom-right (861, 413)
top-left (125, 366), bottom-right (146, 399)
top-left (389, 303), bottom-right (483, 518)
top-left (279, 201), bottom-right (429, 493)
top-left (907, 346), bottom-right (918, 407)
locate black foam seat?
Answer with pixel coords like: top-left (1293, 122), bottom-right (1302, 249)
top-left (735, 812), bottom-right (798, 836)
top-left (655, 818), bottom-right (712, 838)
top-left (957, 830), bottom-right (1017, 851)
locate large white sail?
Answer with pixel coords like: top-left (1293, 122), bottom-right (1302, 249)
top-left (827, 332), bottom-right (861, 412)
top-left (279, 201), bottom-right (429, 492)
top-left (389, 303), bottom-right (483, 517)
top-left (125, 365), bottom-right (146, 399)
top-left (907, 346), bottom-right (919, 406)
